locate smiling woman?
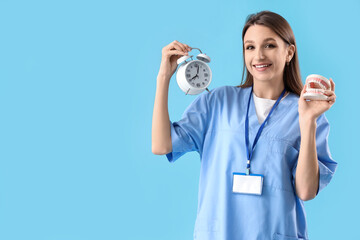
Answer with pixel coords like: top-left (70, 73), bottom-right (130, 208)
top-left (152, 10), bottom-right (337, 240)
top-left (238, 11), bottom-right (303, 99)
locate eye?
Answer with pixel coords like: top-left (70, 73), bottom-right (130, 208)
top-left (245, 45), bottom-right (254, 50)
top-left (265, 44), bottom-right (276, 48)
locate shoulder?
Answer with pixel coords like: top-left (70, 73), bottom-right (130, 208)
top-left (210, 85), bottom-right (249, 94)
top-left (196, 85), bottom-right (250, 107)
top-left (207, 85), bottom-right (235, 95)
top-left (205, 85), bottom-right (251, 101)
top-left (195, 85), bottom-right (252, 114)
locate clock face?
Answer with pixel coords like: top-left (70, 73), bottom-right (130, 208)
top-left (185, 61), bottom-right (210, 88)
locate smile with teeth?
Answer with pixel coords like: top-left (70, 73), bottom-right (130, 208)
top-left (254, 64), bottom-right (272, 70)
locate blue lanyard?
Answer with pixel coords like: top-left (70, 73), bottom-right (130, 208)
top-left (245, 86), bottom-right (286, 175)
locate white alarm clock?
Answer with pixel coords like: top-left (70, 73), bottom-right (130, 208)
top-left (176, 47), bottom-right (212, 95)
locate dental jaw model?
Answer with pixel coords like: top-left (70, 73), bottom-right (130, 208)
top-left (303, 74), bottom-right (331, 100)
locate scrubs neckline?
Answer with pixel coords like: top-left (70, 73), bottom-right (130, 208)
top-left (241, 86), bottom-right (296, 137)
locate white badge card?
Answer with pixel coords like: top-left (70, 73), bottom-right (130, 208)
top-left (232, 173), bottom-right (264, 195)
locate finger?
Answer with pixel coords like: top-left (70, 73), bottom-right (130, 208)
top-left (168, 49), bottom-right (188, 56)
top-left (172, 41), bottom-right (187, 52)
top-left (164, 40), bottom-right (177, 51)
top-left (181, 43), bottom-right (192, 52)
top-left (165, 49), bottom-right (188, 59)
top-left (176, 41), bottom-right (192, 52)
top-left (327, 95), bottom-right (336, 102)
top-left (165, 40), bottom-right (184, 52)
top-left (171, 42), bottom-right (184, 52)
top-left (324, 90), bottom-right (336, 98)
top-left (164, 41), bottom-right (192, 54)
top-left (327, 97), bottom-right (336, 106)
top-left (164, 42), bottom-right (188, 56)
top-left (184, 44), bottom-right (192, 51)
top-left (329, 78), bottom-right (335, 92)
top-left (175, 41), bottom-right (191, 52)
top-left (177, 41), bottom-right (190, 52)
top-left (325, 91), bottom-right (336, 103)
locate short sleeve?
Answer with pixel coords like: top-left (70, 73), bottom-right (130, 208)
top-left (166, 92), bottom-right (210, 163)
top-left (292, 113), bottom-right (338, 196)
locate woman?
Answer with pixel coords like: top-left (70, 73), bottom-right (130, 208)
top-left (152, 11), bottom-right (337, 240)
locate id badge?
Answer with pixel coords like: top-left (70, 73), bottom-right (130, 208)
top-left (232, 172), bottom-right (264, 195)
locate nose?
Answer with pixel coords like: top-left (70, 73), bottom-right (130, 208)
top-left (255, 48), bottom-right (265, 60)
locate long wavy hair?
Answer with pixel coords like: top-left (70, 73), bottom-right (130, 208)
top-left (237, 11), bottom-right (303, 96)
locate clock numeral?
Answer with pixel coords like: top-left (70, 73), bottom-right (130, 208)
top-left (196, 83), bottom-right (200, 87)
top-left (204, 73), bottom-right (208, 77)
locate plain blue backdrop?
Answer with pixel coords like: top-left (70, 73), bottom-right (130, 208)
top-left (0, 0), bottom-right (358, 239)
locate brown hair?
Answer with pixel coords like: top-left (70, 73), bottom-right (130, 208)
top-left (237, 11), bottom-right (303, 96)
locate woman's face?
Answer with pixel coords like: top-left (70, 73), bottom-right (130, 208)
top-left (243, 24), bottom-right (294, 85)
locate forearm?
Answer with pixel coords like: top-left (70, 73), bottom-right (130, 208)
top-left (151, 74), bottom-right (172, 154)
top-left (295, 117), bottom-right (319, 201)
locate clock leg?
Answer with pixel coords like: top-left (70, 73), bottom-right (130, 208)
top-left (186, 88), bottom-right (190, 95)
top-left (206, 88), bottom-right (211, 94)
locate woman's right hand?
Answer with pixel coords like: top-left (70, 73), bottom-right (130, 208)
top-left (158, 40), bottom-right (192, 80)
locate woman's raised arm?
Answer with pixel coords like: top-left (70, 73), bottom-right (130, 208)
top-left (152, 41), bottom-right (191, 155)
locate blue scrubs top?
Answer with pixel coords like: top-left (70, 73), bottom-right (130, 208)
top-left (166, 86), bottom-right (337, 240)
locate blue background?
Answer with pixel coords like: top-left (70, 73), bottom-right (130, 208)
top-left (0, 0), bottom-right (358, 239)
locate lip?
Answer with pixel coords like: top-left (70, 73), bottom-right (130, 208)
top-left (253, 63), bottom-right (272, 71)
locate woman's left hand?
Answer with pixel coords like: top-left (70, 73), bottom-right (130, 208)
top-left (298, 78), bottom-right (336, 121)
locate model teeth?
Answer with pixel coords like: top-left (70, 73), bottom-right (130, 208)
top-left (307, 79), bottom-right (330, 90)
top-left (304, 74), bottom-right (330, 101)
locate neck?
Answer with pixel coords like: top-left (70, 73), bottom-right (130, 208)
top-left (252, 79), bottom-right (285, 100)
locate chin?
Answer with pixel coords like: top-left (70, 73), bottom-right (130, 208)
top-left (252, 74), bottom-right (274, 82)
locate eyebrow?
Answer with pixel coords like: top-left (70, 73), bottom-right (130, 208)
top-left (244, 38), bottom-right (277, 44)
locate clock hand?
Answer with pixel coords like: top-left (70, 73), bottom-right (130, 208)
top-left (190, 74), bottom-right (197, 81)
top-left (190, 66), bottom-right (200, 81)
